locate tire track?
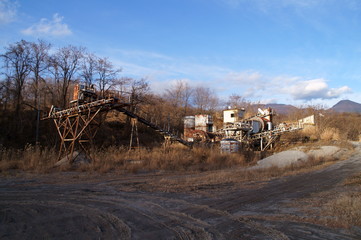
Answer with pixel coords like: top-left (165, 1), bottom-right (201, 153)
top-left (2, 144), bottom-right (361, 239)
top-left (0, 199), bottom-right (131, 239)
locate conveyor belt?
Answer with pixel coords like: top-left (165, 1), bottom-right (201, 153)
top-left (116, 108), bottom-right (192, 147)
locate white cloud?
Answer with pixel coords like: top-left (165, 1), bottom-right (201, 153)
top-left (224, 71), bottom-right (262, 84)
top-left (289, 79), bottom-right (351, 100)
top-left (152, 78), bottom-right (191, 93)
top-left (21, 13), bottom-right (72, 37)
top-left (0, 0), bottom-right (18, 25)
top-left (326, 86), bottom-right (352, 98)
top-left (107, 47), bottom-right (230, 82)
top-left (105, 47), bottom-right (354, 104)
top-left (215, 71), bottom-right (267, 98)
top-left (213, 72), bottom-right (353, 104)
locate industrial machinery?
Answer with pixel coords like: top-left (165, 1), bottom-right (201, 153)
top-left (70, 84), bottom-right (97, 106)
top-left (43, 84), bottom-right (191, 162)
top-left (184, 107), bottom-right (307, 151)
top-left (43, 83), bottom-right (313, 162)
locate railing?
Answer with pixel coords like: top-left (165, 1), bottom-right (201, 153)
top-left (42, 98), bottom-right (129, 120)
top-left (250, 122), bottom-right (303, 140)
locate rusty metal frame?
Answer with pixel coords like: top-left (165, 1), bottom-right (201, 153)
top-left (43, 98), bottom-right (130, 162)
top-left (53, 104), bottom-right (106, 162)
top-left (44, 96), bottom-right (193, 163)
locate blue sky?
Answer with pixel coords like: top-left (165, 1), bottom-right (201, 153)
top-left (1, 0), bottom-right (361, 107)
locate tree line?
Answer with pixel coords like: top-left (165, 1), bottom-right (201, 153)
top-left (0, 39), bottom-right (126, 112)
top-left (0, 39), bottom-right (253, 148)
top-left (2, 39), bottom-right (358, 149)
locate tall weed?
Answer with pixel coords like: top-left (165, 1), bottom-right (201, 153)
top-left (0, 145), bottom-right (57, 173)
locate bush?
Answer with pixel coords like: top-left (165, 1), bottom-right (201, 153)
top-left (320, 128), bottom-right (340, 141)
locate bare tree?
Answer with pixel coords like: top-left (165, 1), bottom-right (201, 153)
top-left (80, 52), bottom-right (98, 87)
top-left (114, 77), bottom-right (130, 96)
top-left (0, 40), bottom-right (32, 114)
top-left (164, 80), bottom-right (193, 115)
top-left (28, 40), bottom-right (51, 108)
top-left (128, 78), bottom-right (149, 112)
top-left (226, 93), bottom-right (249, 109)
top-left (123, 78), bottom-right (150, 136)
top-left (49, 45), bottom-right (84, 108)
top-left (0, 77), bottom-right (12, 111)
top-left (193, 86), bottom-right (219, 113)
top-left (95, 57), bottom-right (122, 98)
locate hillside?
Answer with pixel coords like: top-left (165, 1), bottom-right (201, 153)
top-left (331, 100), bottom-right (361, 113)
top-left (264, 103), bottom-right (298, 115)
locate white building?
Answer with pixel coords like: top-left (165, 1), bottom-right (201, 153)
top-left (223, 108), bottom-right (245, 123)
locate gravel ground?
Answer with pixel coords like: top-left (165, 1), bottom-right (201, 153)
top-left (1, 143), bottom-right (361, 239)
top-left (254, 145), bottom-right (343, 169)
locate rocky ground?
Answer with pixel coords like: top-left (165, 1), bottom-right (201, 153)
top-left (1, 143), bottom-right (361, 239)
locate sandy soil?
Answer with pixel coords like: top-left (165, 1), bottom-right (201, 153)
top-left (1, 144), bottom-right (361, 239)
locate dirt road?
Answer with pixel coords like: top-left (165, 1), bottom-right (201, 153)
top-left (1, 144), bottom-right (361, 239)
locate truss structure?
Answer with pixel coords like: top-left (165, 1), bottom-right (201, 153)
top-left (43, 97), bottom-right (192, 162)
top-left (222, 122), bottom-right (303, 151)
top-left (249, 123), bottom-right (303, 151)
top-left (54, 107), bottom-right (104, 162)
top-left (43, 98), bottom-right (130, 162)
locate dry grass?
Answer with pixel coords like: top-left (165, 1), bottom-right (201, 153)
top-left (344, 172), bottom-right (361, 186)
top-left (315, 172), bottom-right (361, 228)
top-left (320, 127), bottom-right (341, 141)
top-left (324, 192), bottom-right (361, 227)
top-left (289, 155), bottom-right (328, 170)
top-left (141, 153), bottom-right (345, 193)
top-left (0, 141), bottom-right (348, 178)
top-left (0, 141), bottom-right (351, 194)
top-left (0, 144), bottom-right (250, 174)
top-left (2, 143), bottom-right (359, 228)
top-left (301, 125), bottom-right (318, 141)
top-left (85, 146), bottom-right (248, 173)
top-left (0, 145), bottom-right (58, 173)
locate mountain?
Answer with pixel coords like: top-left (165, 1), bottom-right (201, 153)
top-left (255, 100), bottom-right (361, 114)
top-left (264, 103), bottom-right (298, 115)
top-left (331, 100), bottom-right (361, 113)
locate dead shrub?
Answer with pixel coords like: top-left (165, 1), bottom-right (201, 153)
top-left (302, 125), bottom-right (318, 141)
top-left (320, 128), bottom-right (340, 141)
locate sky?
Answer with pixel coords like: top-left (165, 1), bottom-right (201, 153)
top-left (1, 0), bottom-right (361, 108)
